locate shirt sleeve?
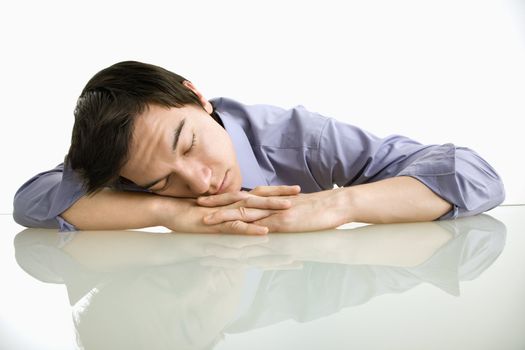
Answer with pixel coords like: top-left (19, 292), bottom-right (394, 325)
top-left (314, 118), bottom-right (505, 219)
top-left (13, 163), bottom-right (87, 231)
top-left (13, 163), bottom-right (152, 231)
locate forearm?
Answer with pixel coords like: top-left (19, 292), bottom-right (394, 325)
top-left (345, 176), bottom-right (453, 224)
top-left (61, 187), bottom-right (292, 234)
top-left (60, 188), bottom-right (172, 230)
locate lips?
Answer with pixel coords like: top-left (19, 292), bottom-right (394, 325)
top-left (216, 171), bottom-right (229, 194)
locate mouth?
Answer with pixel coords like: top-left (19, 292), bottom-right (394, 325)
top-left (216, 171), bottom-right (229, 194)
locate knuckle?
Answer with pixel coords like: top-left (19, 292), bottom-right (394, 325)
top-left (237, 206), bottom-right (249, 219)
top-left (230, 220), bottom-right (244, 232)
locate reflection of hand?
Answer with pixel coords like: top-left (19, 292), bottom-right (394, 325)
top-left (56, 230), bottom-right (274, 271)
top-left (199, 188), bottom-right (351, 232)
top-left (198, 232), bottom-right (304, 270)
top-left (159, 185), bottom-right (301, 234)
top-left (199, 254), bottom-right (304, 271)
top-left (195, 221), bottom-right (453, 268)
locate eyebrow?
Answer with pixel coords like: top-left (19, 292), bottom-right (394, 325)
top-left (140, 118), bottom-right (186, 189)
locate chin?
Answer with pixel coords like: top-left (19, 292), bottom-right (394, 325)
top-left (231, 175), bottom-right (243, 192)
top-left (222, 183), bottom-right (240, 195)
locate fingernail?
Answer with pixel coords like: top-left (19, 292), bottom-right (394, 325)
top-left (203, 215), bottom-right (213, 223)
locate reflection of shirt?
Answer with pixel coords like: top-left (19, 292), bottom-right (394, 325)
top-left (13, 97), bottom-right (505, 231)
top-left (226, 215), bottom-right (507, 333)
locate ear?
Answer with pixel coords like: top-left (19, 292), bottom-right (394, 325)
top-left (183, 80), bottom-right (213, 114)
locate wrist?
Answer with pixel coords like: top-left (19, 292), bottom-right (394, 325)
top-left (338, 186), bottom-right (358, 224)
top-left (152, 195), bottom-right (203, 232)
top-left (150, 195), bottom-right (177, 228)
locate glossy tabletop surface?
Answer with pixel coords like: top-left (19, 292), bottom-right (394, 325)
top-left (1, 206), bottom-right (524, 350)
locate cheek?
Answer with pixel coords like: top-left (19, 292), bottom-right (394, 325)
top-left (203, 125), bottom-right (236, 161)
top-left (216, 136), bottom-right (237, 163)
top-left (200, 138), bottom-right (234, 164)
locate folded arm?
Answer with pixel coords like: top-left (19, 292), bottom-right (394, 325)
top-left (13, 163), bottom-right (296, 234)
top-left (200, 120), bottom-right (505, 231)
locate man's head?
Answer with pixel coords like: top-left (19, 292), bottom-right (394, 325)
top-left (67, 61), bottom-right (241, 197)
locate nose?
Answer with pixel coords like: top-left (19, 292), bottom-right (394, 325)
top-left (177, 161), bottom-right (212, 195)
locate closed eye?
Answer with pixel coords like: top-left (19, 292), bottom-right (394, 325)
top-left (152, 177), bottom-right (170, 193)
top-left (184, 134), bottom-right (196, 155)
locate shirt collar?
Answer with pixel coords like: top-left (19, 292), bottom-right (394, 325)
top-left (213, 109), bottom-right (269, 190)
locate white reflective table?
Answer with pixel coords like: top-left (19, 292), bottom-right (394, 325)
top-left (1, 206), bottom-right (524, 350)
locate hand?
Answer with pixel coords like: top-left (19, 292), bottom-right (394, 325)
top-left (195, 185), bottom-right (302, 232)
top-left (158, 185), bottom-right (301, 235)
top-left (197, 185), bottom-right (300, 204)
top-left (199, 187), bottom-right (353, 232)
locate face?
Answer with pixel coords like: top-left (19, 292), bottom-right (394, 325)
top-left (120, 82), bottom-right (242, 197)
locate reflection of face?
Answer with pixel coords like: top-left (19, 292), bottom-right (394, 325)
top-left (120, 103), bottom-right (242, 197)
top-left (74, 263), bottom-right (246, 350)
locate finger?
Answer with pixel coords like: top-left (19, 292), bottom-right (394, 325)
top-left (217, 220), bottom-right (269, 235)
top-left (204, 207), bottom-right (274, 225)
top-left (197, 191), bottom-right (250, 207)
top-left (252, 217), bottom-right (280, 233)
top-left (250, 185), bottom-right (301, 197)
top-left (204, 235), bottom-right (269, 250)
top-left (243, 196), bottom-right (291, 209)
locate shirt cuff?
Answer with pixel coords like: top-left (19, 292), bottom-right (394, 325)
top-left (397, 143), bottom-right (505, 219)
top-left (397, 143), bottom-right (458, 220)
top-left (56, 215), bottom-right (78, 232)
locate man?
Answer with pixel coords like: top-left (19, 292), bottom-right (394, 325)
top-left (13, 61), bottom-right (505, 234)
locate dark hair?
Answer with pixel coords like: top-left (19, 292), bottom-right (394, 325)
top-left (66, 61), bottom-right (204, 195)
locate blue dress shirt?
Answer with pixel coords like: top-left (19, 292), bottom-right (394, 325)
top-left (13, 97), bottom-right (505, 231)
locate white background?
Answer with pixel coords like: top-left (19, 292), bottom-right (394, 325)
top-left (1, 0), bottom-right (524, 213)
